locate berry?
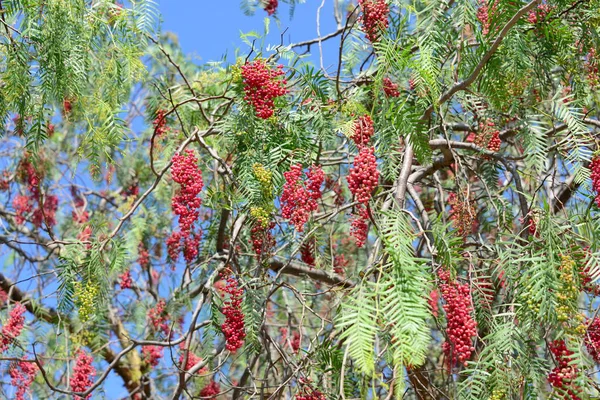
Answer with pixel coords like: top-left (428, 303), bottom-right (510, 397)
top-left (13, 195), bottom-right (32, 225)
top-left (350, 205), bottom-right (369, 248)
top-left (548, 340), bottom-right (581, 400)
top-left (447, 192), bottom-right (477, 239)
top-left (352, 115), bottom-right (375, 146)
top-left (590, 156), bottom-right (600, 207)
top-left (220, 273), bottom-right (246, 352)
top-left (241, 59), bottom-right (288, 119)
top-left (119, 270), bottom-right (132, 289)
top-left (264, 0), bottom-right (278, 16)
top-left (300, 239), bottom-right (316, 266)
top-left (586, 317), bottom-right (600, 363)
top-left (142, 345), bottom-right (163, 367)
top-left (9, 359), bottom-right (38, 400)
top-left (347, 146), bottom-right (379, 204)
top-left (428, 289), bottom-right (440, 318)
top-left (250, 221), bottom-right (276, 257)
top-left (70, 350), bottom-right (96, 399)
top-left (358, 0), bottom-right (389, 43)
top-left (148, 299), bottom-right (170, 336)
top-left (383, 77), bottom-right (400, 97)
top-left (0, 303), bottom-right (26, 353)
top-left (153, 109), bottom-right (168, 137)
top-left (476, 0), bottom-right (491, 35)
top-left (281, 164), bottom-right (324, 231)
top-left (296, 378), bottom-right (327, 400)
top-left (199, 381), bottom-right (220, 398)
top-left (333, 254), bottom-right (349, 275)
top-left (178, 343), bottom-right (206, 372)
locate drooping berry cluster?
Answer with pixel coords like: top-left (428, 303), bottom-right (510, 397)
top-left (13, 157), bottom-right (58, 228)
top-left (70, 350), bottom-right (96, 399)
top-left (263, 0), bottom-right (278, 15)
top-left (281, 164), bottom-right (324, 231)
top-left (1, 303), bottom-right (26, 353)
top-left (138, 243), bottom-right (150, 268)
top-left (528, 3), bottom-right (551, 24)
top-left (585, 317), bottom-right (600, 363)
top-left (350, 206), bottom-right (369, 247)
top-left (382, 77), bottom-right (400, 98)
top-left (295, 377), bottom-right (327, 400)
top-left (428, 289), bottom-right (440, 318)
top-left (476, 0), bottom-right (491, 35)
top-left (250, 220), bottom-right (276, 258)
top-left (589, 156), bottom-right (600, 207)
top-left (142, 345), bottom-right (163, 367)
top-left (179, 343), bottom-right (206, 372)
top-left (119, 270), bottom-right (132, 289)
top-left (351, 115), bottom-right (375, 146)
top-left (358, 0), bottom-right (389, 43)
top-left (438, 269), bottom-right (478, 368)
top-left (9, 359), bottom-right (38, 400)
top-left (556, 256), bottom-right (584, 333)
top-left (220, 273), bottom-right (246, 352)
top-left (300, 239), bottom-right (316, 266)
top-left (447, 192), bottom-right (477, 239)
top-left (168, 149), bottom-right (204, 263)
top-left (586, 48), bottom-right (599, 88)
top-left (468, 119), bottom-right (501, 152)
top-left (153, 109), bottom-right (168, 137)
top-left (548, 340), bottom-right (581, 400)
top-left (241, 59), bottom-right (288, 119)
top-left (71, 186), bottom-right (89, 224)
top-left (347, 146), bottom-right (379, 204)
top-left (333, 254), bottom-right (349, 275)
top-left (147, 299), bottom-right (171, 336)
top-left (199, 381), bottom-right (221, 398)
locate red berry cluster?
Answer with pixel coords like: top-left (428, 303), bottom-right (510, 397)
top-left (70, 350), bottom-right (96, 400)
top-left (428, 289), bottom-right (440, 318)
top-left (281, 164), bottom-right (324, 231)
top-left (590, 156), bottom-right (600, 207)
top-left (383, 77), bottom-right (400, 98)
top-left (358, 0), bottom-right (389, 43)
top-left (221, 273), bottom-right (246, 352)
top-left (0, 303), bottom-right (26, 353)
top-left (528, 3), bottom-right (551, 24)
top-left (250, 221), bottom-right (275, 257)
top-left (179, 343), bottom-right (206, 372)
top-left (447, 192), bottom-right (477, 239)
top-left (351, 115), bottom-right (375, 146)
top-left (476, 0), bottom-right (491, 35)
top-left (548, 340), bottom-right (581, 400)
top-left (473, 119), bottom-right (501, 152)
top-left (333, 254), bottom-right (349, 275)
top-left (153, 109), bottom-right (168, 137)
top-left (586, 48), bottom-right (599, 87)
top-left (438, 269), bottom-right (477, 368)
top-left (168, 149), bottom-right (204, 263)
top-left (147, 299), bottom-right (171, 336)
top-left (241, 59), bottom-right (288, 119)
top-left (142, 345), bottom-right (163, 367)
top-left (199, 380), bottom-right (221, 398)
top-left (347, 146), bottom-right (379, 204)
top-left (300, 239), bottom-right (316, 266)
top-left (13, 157), bottom-right (58, 228)
top-left (71, 186), bottom-right (89, 224)
top-left (350, 205), bottom-right (369, 248)
top-left (138, 243), bottom-right (150, 268)
top-left (296, 378), bottom-right (327, 400)
top-left (585, 317), bottom-right (600, 363)
top-left (263, 0), bottom-right (278, 16)
top-left (9, 359), bottom-right (38, 400)
top-left (119, 270), bottom-right (132, 289)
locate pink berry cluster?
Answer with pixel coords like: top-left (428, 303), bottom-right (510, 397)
top-left (438, 269), bottom-right (477, 368)
top-left (0, 303), bottom-right (26, 353)
top-left (476, 0), bottom-right (491, 35)
top-left (296, 377), bottom-right (327, 400)
top-left (548, 340), bottom-right (581, 400)
top-left (13, 157), bottom-right (58, 228)
top-left (281, 164), bottom-right (324, 231)
top-left (585, 317), bottom-right (600, 363)
top-left (347, 146), bottom-right (379, 204)
top-left (71, 186), bottom-right (89, 224)
top-left (9, 359), bottom-right (38, 400)
top-left (221, 272), bottom-right (246, 352)
top-left (586, 48), bottom-right (599, 87)
top-left (200, 380), bottom-right (221, 398)
top-left (119, 270), bottom-right (132, 289)
top-left (241, 59), bottom-right (288, 119)
top-left (168, 149), bottom-right (204, 263)
top-left (70, 350), bottom-right (96, 400)
top-left (358, 0), bottom-right (389, 43)
top-left (153, 109), bottom-right (168, 137)
top-left (147, 299), bottom-right (171, 336)
top-left (351, 115), bottom-right (375, 146)
top-left (590, 156), bottom-right (600, 207)
top-left (383, 77), bottom-right (400, 97)
top-left (350, 206), bottom-right (369, 248)
top-left (428, 289), bottom-right (440, 318)
top-left (179, 343), bottom-right (206, 372)
top-left (528, 3), bottom-right (551, 24)
top-left (333, 254), bottom-right (349, 275)
top-left (300, 239), bottom-right (316, 266)
top-left (468, 119), bottom-right (501, 152)
top-left (263, 0), bottom-right (278, 16)
top-left (142, 345), bottom-right (163, 367)
top-left (447, 192), bottom-right (477, 239)
top-left (138, 243), bottom-right (150, 268)
top-left (250, 221), bottom-right (276, 257)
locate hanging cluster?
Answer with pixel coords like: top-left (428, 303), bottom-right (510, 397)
top-left (253, 163), bottom-right (273, 197)
top-left (240, 59), bottom-right (288, 119)
top-left (147, 299), bottom-right (171, 336)
top-left (118, 270), bottom-right (132, 289)
top-left (347, 146), bottom-right (379, 204)
top-left (300, 239), bottom-right (316, 266)
top-left (263, 0), bottom-right (278, 15)
top-left (438, 269), bottom-right (478, 368)
top-left (9, 359), bottom-right (38, 400)
top-left (250, 220), bottom-right (275, 257)
top-left (586, 48), bottom-right (599, 87)
top-left (70, 350), bottom-right (96, 400)
top-left (333, 254), bottom-right (349, 275)
top-left (382, 77), bottom-right (400, 97)
top-left (585, 317), bottom-right (600, 364)
top-left (168, 149), bottom-right (204, 263)
top-left (358, 0), bottom-right (389, 43)
top-left (71, 186), bottom-right (88, 224)
top-left (13, 157), bottom-right (58, 228)
top-left (142, 345), bottom-right (163, 367)
top-left (221, 273), bottom-right (246, 352)
top-left (350, 206), bottom-right (369, 248)
top-left (556, 255), bottom-right (585, 334)
top-left (548, 340), bottom-right (581, 400)
top-left (74, 281), bottom-right (98, 323)
top-left (153, 109), bottom-right (168, 136)
top-left (281, 164), bottom-right (324, 231)
top-left (528, 3), bottom-right (552, 24)
top-left (447, 192), bottom-right (477, 239)
top-left (179, 343), bottom-right (205, 372)
top-left (589, 156), bottom-right (600, 207)
top-left (0, 303), bottom-right (26, 353)
top-left (467, 119), bottom-right (501, 152)
top-left (199, 381), bottom-right (221, 398)
top-left (295, 377), bottom-right (327, 400)
top-left (351, 115), bottom-right (375, 146)
top-left (476, 0), bottom-right (491, 35)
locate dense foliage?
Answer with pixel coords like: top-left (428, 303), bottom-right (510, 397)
top-left (2, 0), bottom-right (600, 398)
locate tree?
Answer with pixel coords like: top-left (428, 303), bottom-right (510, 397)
top-left (1, 0), bottom-right (600, 398)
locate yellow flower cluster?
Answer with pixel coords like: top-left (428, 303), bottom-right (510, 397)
top-left (556, 255), bottom-right (579, 323)
top-left (250, 207), bottom-right (270, 228)
top-left (489, 388), bottom-right (506, 400)
top-left (253, 163), bottom-right (273, 196)
top-left (74, 280), bottom-right (99, 323)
